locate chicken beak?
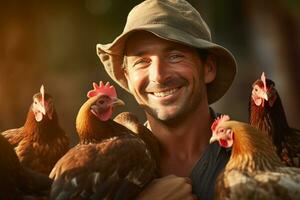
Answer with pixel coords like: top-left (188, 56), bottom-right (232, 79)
top-left (262, 91), bottom-right (268, 101)
top-left (209, 135), bottom-right (219, 144)
top-left (111, 97), bottom-right (125, 107)
top-left (33, 101), bottom-right (46, 122)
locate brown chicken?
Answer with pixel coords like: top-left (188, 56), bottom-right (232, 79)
top-left (1, 85), bottom-right (69, 175)
top-left (113, 111), bottom-right (161, 168)
top-left (49, 81), bottom-right (158, 200)
top-left (249, 72), bottom-right (300, 167)
top-left (210, 115), bottom-right (300, 200)
top-left (0, 133), bottom-right (52, 200)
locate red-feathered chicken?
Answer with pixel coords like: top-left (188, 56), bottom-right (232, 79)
top-left (0, 133), bottom-right (52, 200)
top-left (249, 72), bottom-right (300, 167)
top-left (1, 85), bottom-right (69, 175)
top-left (49, 81), bottom-right (158, 200)
top-left (210, 115), bottom-right (300, 200)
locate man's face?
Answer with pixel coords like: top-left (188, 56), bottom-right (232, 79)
top-left (124, 32), bottom-right (212, 122)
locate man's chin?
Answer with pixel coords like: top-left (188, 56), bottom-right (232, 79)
top-left (146, 107), bottom-right (187, 125)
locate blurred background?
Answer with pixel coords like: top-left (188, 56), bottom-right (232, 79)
top-left (0, 0), bottom-right (299, 145)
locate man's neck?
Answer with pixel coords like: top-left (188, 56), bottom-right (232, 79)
top-left (146, 104), bottom-right (213, 176)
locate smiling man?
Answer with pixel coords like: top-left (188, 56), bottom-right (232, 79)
top-left (96, 0), bottom-right (237, 199)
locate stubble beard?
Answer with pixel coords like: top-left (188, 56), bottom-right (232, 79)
top-left (145, 86), bottom-right (204, 126)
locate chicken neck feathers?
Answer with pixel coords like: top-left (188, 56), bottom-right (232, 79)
top-left (224, 121), bottom-right (282, 172)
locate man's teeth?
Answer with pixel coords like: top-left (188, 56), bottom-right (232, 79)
top-left (153, 88), bottom-right (178, 97)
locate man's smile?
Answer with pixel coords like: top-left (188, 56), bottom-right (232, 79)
top-left (146, 86), bottom-right (185, 104)
top-left (152, 87), bottom-right (179, 97)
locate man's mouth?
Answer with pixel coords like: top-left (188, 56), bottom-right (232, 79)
top-left (145, 78), bottom-right (187, 99)
top-left (152, 88), bottom-right (179, 97)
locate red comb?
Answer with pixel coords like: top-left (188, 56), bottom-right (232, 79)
top-left (40, 85), bottom-right (45, 105)
top-left (87, 81), bottom-right (117, 98)
top-left (260, 72), bottom-right (267, 92)
top-left (211, 115), bottom-right (230, 132)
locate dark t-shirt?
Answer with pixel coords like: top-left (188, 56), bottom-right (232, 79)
top-left (190, 109), bottom-right (231, 200)
top-left (190, 142), bottom-right (230, 200)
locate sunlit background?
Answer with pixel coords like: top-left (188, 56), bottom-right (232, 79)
top-left (1, 0), bottom-right (299, 145)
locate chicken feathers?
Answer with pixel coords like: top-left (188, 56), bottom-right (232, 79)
top-left (50, 81), bottom-right (158, 200)
top-left (210, 115), bottom-right (300, 200)
top-left (114, 111), bottom-right (161, 169)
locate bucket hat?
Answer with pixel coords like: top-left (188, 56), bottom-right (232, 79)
top-left (96, 0), bottom-right (237, 104)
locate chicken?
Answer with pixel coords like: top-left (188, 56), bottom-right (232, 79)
top-left (0, 133), bottom-right (52, 200)
top-left (49, 81), bottom-right (158, 200)
top-left (249, 72), bottom-right (300, 167)
top-left (1, 85), bottom-right (69, 175)
top-left (209, 115), bottom-right (300, 200)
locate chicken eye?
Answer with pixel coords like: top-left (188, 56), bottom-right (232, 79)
top-left (252, 85), bottom-right (261, 93)
top-left (253, 85), bottom-right (259, 91)
top-left (218, 128), bottom-right (225, 134)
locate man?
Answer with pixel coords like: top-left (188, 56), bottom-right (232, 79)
top-left (96, 0), bottom-right (237, 199)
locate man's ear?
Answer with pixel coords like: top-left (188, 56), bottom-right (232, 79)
top-left (204, 55), bottom-right (217, 84)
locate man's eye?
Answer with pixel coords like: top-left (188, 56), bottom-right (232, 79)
top-left (132, 58), bottom-right (150, 68)
top-left (169, 54), bottom-right (183, 62)
top-left (135, 59), bottom-right (146, 65)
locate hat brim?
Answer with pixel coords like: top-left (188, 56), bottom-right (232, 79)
top-left (97, 24), bottom-right (237, 104)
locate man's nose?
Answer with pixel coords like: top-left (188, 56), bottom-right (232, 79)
top-left (149, 56), bottom-right (170, 83)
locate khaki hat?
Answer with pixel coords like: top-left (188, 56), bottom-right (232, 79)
top-left (97, 0), bottom-right (237, 104)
